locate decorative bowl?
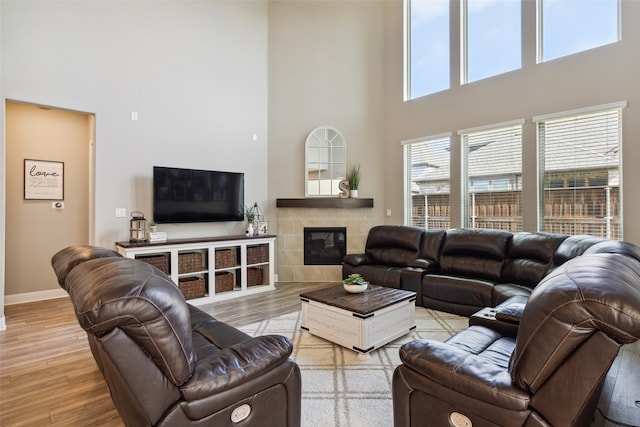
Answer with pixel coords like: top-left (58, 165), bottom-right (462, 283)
top-left (343, 282), bottom-right (368, 293)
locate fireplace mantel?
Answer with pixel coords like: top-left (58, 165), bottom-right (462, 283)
top-left (276, 198), bottom-right (374, 209)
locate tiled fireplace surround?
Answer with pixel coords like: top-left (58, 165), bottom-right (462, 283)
top-left (276, 200), bottom-right (376, 282)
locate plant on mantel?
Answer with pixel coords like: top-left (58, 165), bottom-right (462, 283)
top-left (347, 164), bottom-right (360, 190)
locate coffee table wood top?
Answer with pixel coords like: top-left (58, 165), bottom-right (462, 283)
top-left (300, 284), bottom-right (416, 316)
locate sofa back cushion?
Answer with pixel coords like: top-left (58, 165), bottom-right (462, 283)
top-left (365, 225), bottom-right (424, 267)
top-left (552, 234), bottom-right (604, 266)
top-left (511, 253), bottom-right (640, 393)
top-left (439, 228), bottom-right (511, 281)
top-left (501, 232), bottom-right (568, 288)
top-left (418, 229), bottom-right (446, 263)
top-left (64, 256), bottom-right (196, 386)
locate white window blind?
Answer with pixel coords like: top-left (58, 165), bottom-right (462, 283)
top-left (461, 122), bottom-right (523, 232)
top-left (536, 106), bottom-right (623, 239)
top-left (404, 135), bottom-right (451, 228)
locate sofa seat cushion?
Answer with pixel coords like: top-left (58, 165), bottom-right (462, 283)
top-left (422, 274), bottom-right (494, 308)
top-left (399, 326), bottom-right (527, 411)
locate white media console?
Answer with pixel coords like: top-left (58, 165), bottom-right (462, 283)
top-left (116, 235), bottom-right (276, 305)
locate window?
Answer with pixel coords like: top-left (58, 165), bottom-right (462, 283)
top-left (539, 0), bottom-right (619, 62)
top-left (403, 134), bottom-right (451, 228)
top-left (463, 0), bottom-right (521, 83)
top-left (406, 0), bottom-right (450, 99)
top-left (460, 121), bottom-right (523, 232)
top-left (535, 103), bottom-right (625, 239)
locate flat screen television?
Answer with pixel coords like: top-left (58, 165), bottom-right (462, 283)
top-left (153, 166), bottom-right (244, 223)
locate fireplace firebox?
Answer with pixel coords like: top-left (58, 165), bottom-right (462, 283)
top-left (304, 227), bottom-right (347, 265)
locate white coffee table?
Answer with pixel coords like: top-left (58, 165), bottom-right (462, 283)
top-left (300, 284), bottom-right (416, 359)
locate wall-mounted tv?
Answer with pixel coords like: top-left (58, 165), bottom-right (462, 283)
top-left (153, 166), bottom-right (244, 223)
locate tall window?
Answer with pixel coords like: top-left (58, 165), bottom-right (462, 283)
top-left (539, 0), bottom-right (619, 62)
top-left (404, 135), bottom-right (451, 228)
top-left (463, 0), bottom-right (521, 83)
top-left (460, 121), bottom-right (523, 232)
top-left (535, 103), bottom-right (624, 239)
top-left (406, 0), bottom-right (450, 99)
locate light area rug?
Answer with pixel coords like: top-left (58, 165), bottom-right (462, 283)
top-left (238, 307), bottom-right (468, 427)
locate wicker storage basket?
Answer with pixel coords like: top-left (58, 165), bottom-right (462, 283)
top-left (178, 276), bottom-right (206, 300)
top-left (215, 248), bottom-right (237, 269)
top-left (247, 267), bottom-right (263, 287)
top-left (137, 254), bottom-right (169, 274)
top-left (179, 252), bottom-right (203, 274)
top-left (247, 245), bottom-right (268, 265)
top-left (215, 272), bottom-right (235, 293)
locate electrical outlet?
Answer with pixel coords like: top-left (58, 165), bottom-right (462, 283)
top-left (115, 208), bottom-right (127, 218)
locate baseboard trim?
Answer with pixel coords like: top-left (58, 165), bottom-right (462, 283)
top-left (5, 288), bottom-right (68, 305)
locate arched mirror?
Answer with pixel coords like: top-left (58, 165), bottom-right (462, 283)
top-left (305, 126), bottom-right (346, 197)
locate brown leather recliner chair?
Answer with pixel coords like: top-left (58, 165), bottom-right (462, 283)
top-left (392, 252), bottom-right (640, 427)
top-left (51, 245), bottom-right (301, 427)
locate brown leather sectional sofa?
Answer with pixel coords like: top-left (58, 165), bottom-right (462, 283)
top-left (392, 243), bottom-right (640, 426)
top-left (343, 225), bottom-right (633, 316)
top-left (51, 245), bottom-right (301, 427)
top-left (344, 226), bottom-right (640, 426)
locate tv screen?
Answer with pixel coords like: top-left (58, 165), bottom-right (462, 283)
top-left (153, 166), bottom-right (244, 223)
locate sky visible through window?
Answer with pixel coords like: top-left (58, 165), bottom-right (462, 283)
top-left (466, 0), bottom-right (520, 83)
top-left (410, 0), bottom-right (449, 99)
top-left (542, 0), bottom-right (619, 62)
top-left (409, 0), bottom-right (620, 100)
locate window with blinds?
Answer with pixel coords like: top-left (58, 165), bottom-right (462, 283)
top-left (404, 135), bottom-right (451, 229)
top-left (460, 122), bottom-right (523, 232)
top-left (535, 104), bottom-right (624, 239)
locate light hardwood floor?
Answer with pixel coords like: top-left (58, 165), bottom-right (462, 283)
top-left (1, 281), bottom-right (638, 427)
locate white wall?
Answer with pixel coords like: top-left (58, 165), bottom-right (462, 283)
top-left (267, 0), bottom-right (387, 225)
top-left (0, 0), bottom-right (269, 313)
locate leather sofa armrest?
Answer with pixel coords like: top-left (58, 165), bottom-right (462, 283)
top-left (406, 258), bottom-right (438, 270)
top-left (400, 267), bottom-right (425, 297)
top-left (494, 295), bottom-right (528, 324)
top-left (181, 334), bottom-right (293, 401)
top-left (495, 303), bottom-right (525, 324)
top-left (400, 339), bottom-right (530, 411)
top-left (343, 253), bottom-right (371, 266)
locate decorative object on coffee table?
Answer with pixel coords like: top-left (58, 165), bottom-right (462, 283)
top-left (342, 273), bottom-right (368, 293)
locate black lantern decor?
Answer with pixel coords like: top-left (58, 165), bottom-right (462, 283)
top-left (129, 211), bottom-right (148, 242)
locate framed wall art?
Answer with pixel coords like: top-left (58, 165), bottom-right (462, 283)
top-left (24, 159), bottom-right (64, 200)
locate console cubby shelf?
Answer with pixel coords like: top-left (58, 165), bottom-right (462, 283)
top-left (116, 235), bottom-right (276, 305)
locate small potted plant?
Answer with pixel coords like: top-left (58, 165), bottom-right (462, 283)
top-left (347, 164), bottom-right (361, 198)
top-left (342, 273), bottom-right (368, 293)
top-left (149, 221), bottom-right (157, 233)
